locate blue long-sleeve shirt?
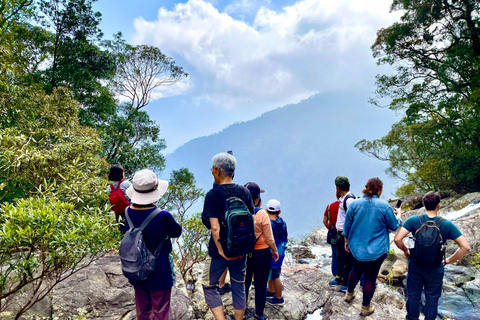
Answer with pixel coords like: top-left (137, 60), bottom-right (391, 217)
top-left (343, 195), bottom-right (402, 261)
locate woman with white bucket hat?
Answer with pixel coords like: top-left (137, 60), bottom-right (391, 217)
top-left (124, 169), bottom-right (182, 320)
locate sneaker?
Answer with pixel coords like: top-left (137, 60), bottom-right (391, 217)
top-left (266, 290), bottom-right (275, 298)
top-left (266, 296), bottom-right (285, 306)
top-left (217, 283), bottom-right (231, 295)
top-left (339, 286), bottom-right (348, 293)
top-left (360, 305), bottom-right (375, 316)
top-left (344, 291), bottom-right (355, 303)
top-left (329, 278), bottom-right (341, 286)
top-left (254, 315), bottom-right (268, 320)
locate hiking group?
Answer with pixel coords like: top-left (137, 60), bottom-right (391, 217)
top-left (108, 153), bottom-right (470, 320)
top-left (324, 176), bottom-right (470, 319)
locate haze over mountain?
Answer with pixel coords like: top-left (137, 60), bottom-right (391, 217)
top-left (164, 92), bottom-right (401, 238)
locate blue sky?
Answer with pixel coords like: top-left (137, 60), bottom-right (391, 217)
top-left (94, 0), bottom-right (402, 153)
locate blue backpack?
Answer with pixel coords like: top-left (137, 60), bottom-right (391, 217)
top-left (119, 208), bottom-right (167, 281)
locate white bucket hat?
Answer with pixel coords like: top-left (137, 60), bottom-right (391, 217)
top-left (126, 169), bottom-right (169, 205)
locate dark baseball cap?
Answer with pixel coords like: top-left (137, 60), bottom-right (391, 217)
top-left (244, 182), bottom-right (265, 199)
top-left (335, 176), bottom-right (350, 188)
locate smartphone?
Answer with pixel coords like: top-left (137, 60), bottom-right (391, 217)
top-left (395, 199), bottom-right (403, 208)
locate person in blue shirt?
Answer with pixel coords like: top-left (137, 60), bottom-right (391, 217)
top-left (265, 199), bottom-right (288, 306)
top-left (343, 177), bottom-right (402, 316)
top-left (394, 191), bottom-right (470, 320)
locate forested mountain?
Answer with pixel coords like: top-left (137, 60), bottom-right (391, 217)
top-left (165, 92), bottom-right (400, 238)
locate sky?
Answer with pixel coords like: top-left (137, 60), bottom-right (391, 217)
top-left (94, 0), bottom-right (403, 153)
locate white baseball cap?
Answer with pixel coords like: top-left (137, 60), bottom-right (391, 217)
top-left (126, 169), bottom-right (169, 205)
top-left (266, 199), bottom-right (281, 213)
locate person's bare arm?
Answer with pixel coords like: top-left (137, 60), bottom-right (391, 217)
top-left (323, 215), bottom-right (329, 229)
top-left (445, 236), bottom-right (470, 265)
top-left (394, 227), bottom-right (410, 259)
top-left (210, 217), bottom-right (234, 261)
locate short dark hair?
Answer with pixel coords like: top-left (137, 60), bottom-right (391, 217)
top-left (109, 165), bottom-right (124, 181)
top-left (423, 191), bottom-right (441, 210)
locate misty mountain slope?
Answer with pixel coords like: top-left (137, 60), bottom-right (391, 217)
top-left (164, 93), bottom-right (400, 238)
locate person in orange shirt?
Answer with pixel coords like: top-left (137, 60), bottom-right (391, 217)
top-left (244, 182), bottom-right (279, 320)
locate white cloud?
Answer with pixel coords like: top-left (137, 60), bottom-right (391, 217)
top-left (132, 0), bottom-right (400, 108)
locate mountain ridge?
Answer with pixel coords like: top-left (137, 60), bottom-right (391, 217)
top-left (164, 92), bottom-right (400, 238)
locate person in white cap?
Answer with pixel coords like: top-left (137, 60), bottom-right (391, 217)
top-left (124, 169), bottom-right (182, 320)
top-left (265, 199), bottom-right (288, 307)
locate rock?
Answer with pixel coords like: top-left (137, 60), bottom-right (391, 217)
top-left (437, 289), bottom-right (479, 320)
top-left (16, 254), bottom-right (195, 320)
top-left (303, 228), bottom-right (328, 246)
top-left (290, 245), bottom-right (316, 261)
top-left (464, 277), bottom-right (480, 309)
top-left (323, 282), bottom-right (406, 319)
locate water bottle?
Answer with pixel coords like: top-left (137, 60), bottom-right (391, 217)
top-left (408, 235), bottom-right (415, 249)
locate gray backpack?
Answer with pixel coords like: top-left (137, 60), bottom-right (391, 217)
top-left (119, 208), bottom-right (167, 281)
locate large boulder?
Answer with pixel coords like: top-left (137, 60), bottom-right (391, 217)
top-left (15, 254), bottom-right (194, 320)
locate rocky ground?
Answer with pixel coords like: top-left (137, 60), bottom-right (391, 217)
top-left (3, 192), bottom-right (480, 320)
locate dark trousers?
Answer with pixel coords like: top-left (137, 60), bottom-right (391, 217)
top-left (335, 233), bottom-right (353, 286)
top-left (406, 261), bottom-right (444, 320)
top-left (245, 248), bottom-right (272, 317)
top-left (331, 244), bottom-right (338, 277)
top-left (347, 253), bottom-right (386, 306)
top-left (134, 286), bottom-right (172, 320)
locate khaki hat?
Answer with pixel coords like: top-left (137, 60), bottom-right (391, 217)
top-left (126, 169), bottom-right (169, 205)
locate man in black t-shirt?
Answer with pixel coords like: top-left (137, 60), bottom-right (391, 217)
top-left (201, 152), bottom-right (254, 320)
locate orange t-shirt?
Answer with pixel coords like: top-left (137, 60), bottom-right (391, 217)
top-left (254, 209), bottom-right (275, 250)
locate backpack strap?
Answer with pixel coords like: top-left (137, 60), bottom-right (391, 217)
top-left (153, 236), bottom-right (169, 256)
top-left (327, 204), bottom-right (331, 221)
top-left (112, 179), bottom-right (124, 191)
top-left (418, 214), bottom-right (426, 225)
top-left (138, 208), bottom-right (162, 231)
top-left (434, 217), bottom-right (445, 227)
top-left (343, 194), bottom-right (355, 212)
top-left (124, 207), bottom-right (162, 231)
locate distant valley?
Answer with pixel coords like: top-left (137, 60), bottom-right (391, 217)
top-left (164, 92), bottom-right (401, 238)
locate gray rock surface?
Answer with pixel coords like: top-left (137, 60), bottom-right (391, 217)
top-left (15, 255), bottom-right (194, 320)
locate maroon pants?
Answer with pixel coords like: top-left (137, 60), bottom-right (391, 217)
top-left (134, 286), bottom-right (172, 320)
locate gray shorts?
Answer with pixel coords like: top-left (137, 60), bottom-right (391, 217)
top-left (202, 255), bottom-right (247, 310)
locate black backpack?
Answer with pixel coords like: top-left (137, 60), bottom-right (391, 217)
top-left (219, 192), bottom-right (256, 257)
top-left (343, 193), bottom-right (355, 211)
top-left (119, 208), bottom-right (167, 281)
top-left (412, 215), bottom-right (446, 267)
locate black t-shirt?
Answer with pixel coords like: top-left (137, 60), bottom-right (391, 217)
top-left (202, 183), bottom-right (255, 257)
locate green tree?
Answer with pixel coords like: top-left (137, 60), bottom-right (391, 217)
top-left (111, 38), bottom-right (188, 110)
top-left (358, 0), bottom-right (480, 192)
top-left (0, 0), bottom-right (34, 28)
top-left (160, 168), bottom-right (207, 281)
top-left (0, 80), bottom-right (118, 318)
top-left (35, 0), bottom-right (117, 125)
top-left (100, 106), bottom-right (167, 177)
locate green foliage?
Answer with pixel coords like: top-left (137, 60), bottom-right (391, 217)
top-left (160, 168), bottom-right (207, 281)
top-left (0, 86), bottom-right (108, 204)
top-left (358, 0), bottom-right (480, 193)
top-left (0, 57), bottom-right (117, 318)
top-left (34, 0), bottom-right (117, 125)
top-left (100, 106), bottom-right (166, 177)
top-left (0, 197), bottom-right (117, 317)
top-left (0, 0), bottom-right (34, 28)
top-left (471, 253), bottom-right (480, 267)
